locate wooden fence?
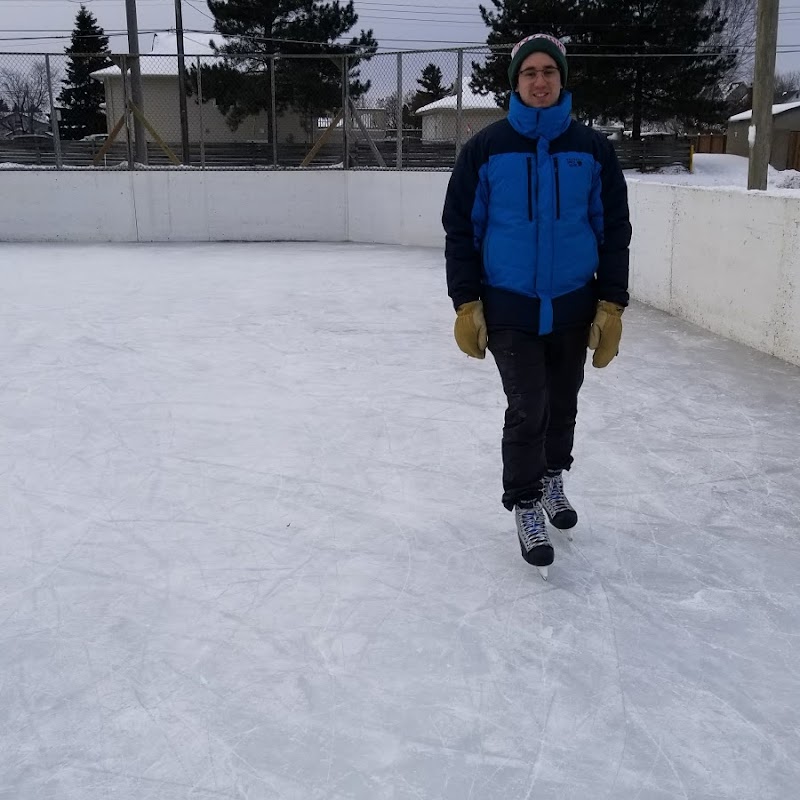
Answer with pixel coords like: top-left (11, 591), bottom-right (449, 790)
top-left (693, 133), bottom-right (727, 154)
top-left (0, 134), bottom-right (693, 172)
top-left (789, 131), bottom-right (800, 171)
top-left (611, 138), bottom-right (693, 171)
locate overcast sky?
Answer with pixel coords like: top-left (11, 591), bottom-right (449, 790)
top-left (0, 0), bottom-right (799, 73)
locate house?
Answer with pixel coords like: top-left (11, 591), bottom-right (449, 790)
top-left (415, 85), bottom-right (505, 142)
top-left (317, 106), bottom-right (389, 140)
top-left (724, 82), bottom-right (752, 115)
top-left (727, 101), bottom-right (800, 170)
top-left (90, 33), bottom-right (316, 144)
top-left (0, 110), bottom-right (51, 137)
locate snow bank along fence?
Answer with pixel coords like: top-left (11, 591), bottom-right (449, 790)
top-left (1, 170), bottom-right (799, 367)
top-left (1, 49), bottom-right (691, 171)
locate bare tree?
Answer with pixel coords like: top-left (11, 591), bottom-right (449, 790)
top-left (0, 61), bottom-right (52, 135)
top-left (376, 89), bottom-right (419, 131)
top-left (706, 0), bottom-right (756, 82)
top-left (774, 71), bottom-right (800, 103)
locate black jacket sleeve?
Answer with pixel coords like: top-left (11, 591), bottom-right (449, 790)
top-left (442, 139), bottom-right (485, 310)
top-left (596, 138), bottom-right (632, 306)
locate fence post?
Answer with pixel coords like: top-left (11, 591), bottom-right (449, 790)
top-left (197, 56), bottom-right (205, 169)
top-left (271, 55), bottom-right (278, 167)
top-left (396, 52), bottom-right (403, 169)
top-left (342, 56), bottom-right (351, 169)
top-left (175, 0), bottom-right (191, 165)
top-left (455, 49), bottom-right (464, 159)
top-left (45, 55), bottom-right (63, 170)
top-left (121, 55), bottom-right (134, 169)
top-left (125, 0), bottom-right (148, 166)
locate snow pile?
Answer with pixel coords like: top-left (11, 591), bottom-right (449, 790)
top-left (626, 153), bottom-right (800, 195)
top-left (0, 163), bottom-right (48, 170)
top-left (775, 169), bottom-right (800, 190)
top-left (728, 100), bottom-right (800, 122)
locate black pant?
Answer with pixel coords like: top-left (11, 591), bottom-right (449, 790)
top-left (488, 326), bottom-right (589, 510)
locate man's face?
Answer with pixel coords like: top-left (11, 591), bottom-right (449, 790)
top-left (516, 52), bottom-right (562, 109)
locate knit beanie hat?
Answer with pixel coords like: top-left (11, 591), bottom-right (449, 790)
top-left (508, 34), bottom-right (568, 88)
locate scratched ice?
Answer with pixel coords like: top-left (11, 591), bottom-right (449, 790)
top-left (1, 242), bottom-right (799, 800)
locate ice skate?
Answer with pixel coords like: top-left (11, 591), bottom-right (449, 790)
top-left (542, 470), bottom-right (577, 536)
top-left (514, 500), bottom-right (553, 580)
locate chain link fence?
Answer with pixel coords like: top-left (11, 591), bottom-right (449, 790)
top-left (0, 48), bottom-right (690, 171)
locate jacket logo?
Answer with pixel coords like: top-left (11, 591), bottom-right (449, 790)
top-left (567, 158), bottom-right (583, 168)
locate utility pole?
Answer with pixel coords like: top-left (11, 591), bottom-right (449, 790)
top-left (125, 0), bottom-right (148, 165)
top-left (175, 0), bottom-right (191, 164)
top-left (748, 0), bottom-right (780, 190)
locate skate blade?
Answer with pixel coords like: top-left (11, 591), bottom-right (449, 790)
top-left (537, 566), bottom-right (549, 581)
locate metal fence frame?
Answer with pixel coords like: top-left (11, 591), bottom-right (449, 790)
top-left (0, 48), bottom-right (692, 172)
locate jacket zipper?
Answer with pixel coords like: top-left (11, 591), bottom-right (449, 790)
top-left (535, 153), bottom-right (542, 299)
top-left (526, 157), bottom-right (533, 222)
top-left (554, 156), bottom-right (561, 220)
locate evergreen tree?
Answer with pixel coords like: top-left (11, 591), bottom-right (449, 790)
top-left (473, 0), bottom-right (735, 137)
top-left (410, 63), bottom-right (453, 113)
top-left (418, 64), bottom-right (451, 99)
top-left (192, 0), bottom-right (377, 137)
top-left (57, 5), bottom-right (111, 140)
top-left (471, 0), bottom-right (601, 115)
top-left (588, 0), bottom-right (735, 138)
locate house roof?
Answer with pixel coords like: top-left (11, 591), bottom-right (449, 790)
top-left (416, 86), bottom-right (499, 115)
top-left (91, 32), bottom-right (222, 79)
top-left (728, 101), bottom-right (800, 123)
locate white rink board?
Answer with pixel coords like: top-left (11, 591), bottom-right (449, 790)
top-left (1, 169), bottom-right (799, 364)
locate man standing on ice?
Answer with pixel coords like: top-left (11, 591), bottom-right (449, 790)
top-left (442, 34), bottom-right (632, 579)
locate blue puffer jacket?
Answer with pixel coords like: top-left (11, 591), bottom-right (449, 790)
top-left (443, 91), bottom-right (631, 335)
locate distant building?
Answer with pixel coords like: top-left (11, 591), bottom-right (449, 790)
top-left (317, 107), bottom-right (388, 141)
top-left (724, 82), bottom-right (752, 116)
top-left (415, 86), bottom-right (505, 142)
top-left (727, 101), bottom-right (800, 171)
top-left (91, 33), bottom-right (316, 144)
top-left (0, 111), bottom-right (51, 137)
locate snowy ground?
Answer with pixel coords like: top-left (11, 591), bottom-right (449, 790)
top-left (2, 242), bottom-right (800, 800)
top-left (626, 152), bottom-right (800, 193)
top-left (2, 153), bottom-right (800, 194)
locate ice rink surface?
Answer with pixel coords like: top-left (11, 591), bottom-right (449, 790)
top-left (1, 242), bottom-right (799, 800)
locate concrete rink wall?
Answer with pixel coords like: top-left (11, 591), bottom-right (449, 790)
top-left (1, 170), bottom-right (798, 365)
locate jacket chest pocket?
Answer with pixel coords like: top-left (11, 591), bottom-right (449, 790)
top-left (552, 154), bottom-right (593, 219)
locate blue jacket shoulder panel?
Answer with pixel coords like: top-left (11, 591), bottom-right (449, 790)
top-left (443, 110), bottom-right (631, 331)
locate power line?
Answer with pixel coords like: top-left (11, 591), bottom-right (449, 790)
top-left (3, 28), bottom-right (800, 53)
top-left (353, 8), bottom-right (484, 20)
top-left (183, 0), bottom-right (217, 23)
top-left (4, 25), bottom-right (799, 53)
top-left (0, 29), bottom-right (133, 34)
top-left (0, 30), bottom-right (164, 42)
top-left (356, 1), bottom-right (487, 8)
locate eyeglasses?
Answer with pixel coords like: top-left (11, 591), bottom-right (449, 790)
top-left (518, 67), bottom-right (560, 81)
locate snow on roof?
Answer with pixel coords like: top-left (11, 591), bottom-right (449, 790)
top-left (91, 32), bottom-right (222, 79)
top-left (415, 85), bottom-right (499, 115)
top-left (728, 101), bottom-right (800, 123)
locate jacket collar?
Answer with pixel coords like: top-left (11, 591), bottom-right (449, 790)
top-left (507, 90), bottom-right (573, 142)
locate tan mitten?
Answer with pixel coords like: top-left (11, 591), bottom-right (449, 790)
top-left (454, 300), bottom-right (488, 359)
top-left (588, 300), bottom-right (624, 368)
